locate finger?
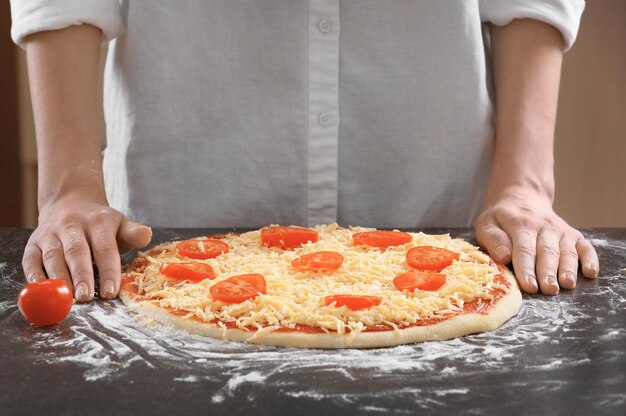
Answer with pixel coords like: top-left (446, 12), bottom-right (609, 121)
top-left (535, 227), bottom-right (560, 295)
top-left (576, 237), bottom-right (600, 278)
top-left (509, 227), bottom-right (539, 294)
top-left (40, 236), bottom-right (72, 287)
top-left (117, 218), bottom-right (152, 252)
top-left (87, 218), bottom-right (122, 299)
top-left (59, 227), bottom-right (95, 302)
top-left (475, 214), bottom-right (512, 264)
top-left (22, 242), bottom-right (47, 283)
top-left (558, 234), bottom-right (579, 290)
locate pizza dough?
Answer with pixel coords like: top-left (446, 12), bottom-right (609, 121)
top-left (120, 224), bottom-right (522, 349)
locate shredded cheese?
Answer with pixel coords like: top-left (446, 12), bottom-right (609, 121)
top-left (125, 224), bottom-right (506, 334)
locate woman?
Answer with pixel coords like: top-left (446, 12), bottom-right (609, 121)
top-left (11, 0), bottom-right (598, 301)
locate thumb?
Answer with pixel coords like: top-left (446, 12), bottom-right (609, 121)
top-left (474, 213), bottom-right (512, 265)
top-left (117, 217), bottom-right (152, 252)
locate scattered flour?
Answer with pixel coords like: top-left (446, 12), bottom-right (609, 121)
top-left (225, 371), bottom-right (268, 391)
top-left (174, 375), bottom-right (200, 383)
top-left (590, 238), bottom-right (626, 251)
top-left (358, 405), bottom-right (396, 413)
top-left (284, 391), bottom-right (328, 400)
top-left (433, 388), bottom-right (469, 397)
top-left (527, 358), bottom-right (592, 371)
top-left (599, 329), bottom-right (623, 341)
top-left (0, 299), bottom-right (16, 313)
top-left (211, 392), bottom-right (225, 404)
top-left (19, 292), bottom-right (606, 389)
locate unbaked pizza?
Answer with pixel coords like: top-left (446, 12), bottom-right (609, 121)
top-left (120, 224), bottom-right (522, 348)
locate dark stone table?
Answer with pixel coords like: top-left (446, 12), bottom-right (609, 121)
top-left (1, 228), bottom-right (624, 416)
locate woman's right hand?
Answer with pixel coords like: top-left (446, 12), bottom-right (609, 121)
top-left (20, 25), bottom-right (151, 302)
top-left (22, 192), bottom-right (152, 302)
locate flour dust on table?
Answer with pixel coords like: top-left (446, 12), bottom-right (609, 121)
top-left (15, 286), bottom-right (619, 411)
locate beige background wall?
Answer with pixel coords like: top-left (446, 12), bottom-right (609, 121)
top-left (15, 0), bottom-right (626, 228)
top-left (553, 0), bottom-right (626, 227)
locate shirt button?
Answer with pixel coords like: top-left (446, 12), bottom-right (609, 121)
top-left (318, 112), bottom-right (332, 126)
top-left (318, 18), bottom-right (332, 33)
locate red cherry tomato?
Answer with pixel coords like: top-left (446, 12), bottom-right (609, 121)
top-left (18, 279), bottom-right (73, 326)
top-left (393, 271), bottom-right (447, 292)
top-left (406, 246), bottom-right (460, 271)
top-left (292, 251), bottom-right (344, 272)
top-left (159, 262), bottom-right (216, 282)
top-left (176, 239), bottom-right (229, 260)
top-left (260, 226), bottom-right (319, 249)
top-left (324, 294), bottom-right (383, 311)
top-left (352, 230), bottom-right (412, 248)
top-left (210, 274), bottom-right (267, 304)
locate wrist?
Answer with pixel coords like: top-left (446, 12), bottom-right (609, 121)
top-left (487, 138), bottom-right (555, 206)
top-left (38, 162), bottom-right (108, 209)
top-left (485, 182), bottom-right (554, 209)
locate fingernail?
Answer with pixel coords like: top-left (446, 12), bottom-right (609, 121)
top-left (26, 274), bottom-right (40, 283)
top-left (561, 271), bottom-right (576, 285)
top-left (102, 280), bottom-right (115, 298)
top-left (527, 274), bottom-right (538, 291)
top-left (587, 262), bottom-right (599, 277)
top-left (547, 274), bottom-right (557, 286)
top-left (547, 275), bottom-right (559, 294)
top-left (75, 282), bottom-right (89, 301)
top-left (494, 246), bottom-right (510, 261)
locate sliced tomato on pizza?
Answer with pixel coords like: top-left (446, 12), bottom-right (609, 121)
top-left (352, 230), bottom-right (412, 248)
top-left (324, 294), bottom-right (383, 311)
top-left (210, 274), bottom-right (267, 304)
top-left (261, 226), bottom-right (319, 249)
top-left (406, 246), bottom-right (459, 271)
top-left (177, 239), bottom-right (229, 260)
top-left (159, 262), bottom-right (216, 282)
top-left (393, 271), bottom-right (446, 292)
top-left (292, 251), bottom-right (344, 272)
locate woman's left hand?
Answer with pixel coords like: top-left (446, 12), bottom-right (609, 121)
top-left (475, 190), bottom-right (599, 295)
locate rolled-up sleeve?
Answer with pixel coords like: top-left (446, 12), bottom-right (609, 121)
top-left (479, 0), bottom-right (585, 51)
top-left (10, 0), bottom-right (124, 48)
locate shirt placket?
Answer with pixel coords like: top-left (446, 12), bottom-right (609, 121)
top-left (307, 0), bottom-right (340, 226)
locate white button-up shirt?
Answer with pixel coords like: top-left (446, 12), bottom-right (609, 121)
top-left (11, 0), bottom-right (584, 228)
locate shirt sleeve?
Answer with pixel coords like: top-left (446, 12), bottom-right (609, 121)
top-left (10, 0), bottom-right (124, 48)
top-left (479, 0), bottom-right (585, 51)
